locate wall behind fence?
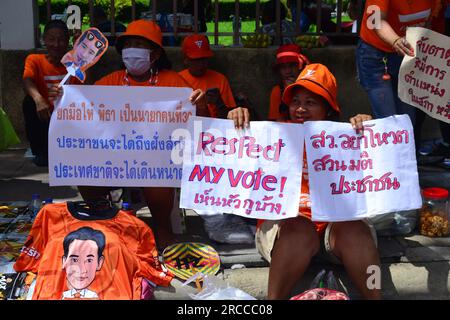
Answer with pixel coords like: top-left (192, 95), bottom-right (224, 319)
top-left (0, 46), bottom-right (442, 142)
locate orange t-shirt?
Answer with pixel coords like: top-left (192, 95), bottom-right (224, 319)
top-left (178, 69), bottom-right (236, 118)
top-left (360, 0), bottom-right (433, 52)
top-left (23, 54), bottom-right (79, 108)
top-left (257, 152), bottom-right (328, 235)
top-left (14, 203), bottom-right (172, 300)
top-left (95, 69), bottom-right (190, 88)
top-left (268, 85), bottom-right (289, 121)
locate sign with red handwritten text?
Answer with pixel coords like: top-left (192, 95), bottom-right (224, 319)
top-left (180, 117), bottom-right (303, 220)
top-left (49, 85), bottom-right (193, 187)
top-left (304, 115), bottom-right (422, 222)
top-left (399, 27), bottom-right (450, 123)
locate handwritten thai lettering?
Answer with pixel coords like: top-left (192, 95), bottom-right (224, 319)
top-left (405, 70), bottom-right (446, 97)
top-left (408, 89), bottom-right (434, 112)
top-left (193, 191), bottom-right (286, 215)
top-left (416, 36), bottom-right (450, 67)
top-left (330, 172), bottom-right (401, 195)
top-left (312, 155), bottom-right (373, 172)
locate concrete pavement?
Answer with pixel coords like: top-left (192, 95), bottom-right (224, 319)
top-left (1, 145), bottom-right (450, 300)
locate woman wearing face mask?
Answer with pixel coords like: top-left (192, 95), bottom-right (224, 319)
top-left (78, 20), bottom-right (208, 249)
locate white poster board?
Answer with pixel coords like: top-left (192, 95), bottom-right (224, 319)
top-left (399, 27), bottom-right (450, 123)
top-left (49, 85), bottom-right (194, 187)
top-left (304, 115), bottom-right (422, 222)
top-left (180, 117), bottom-right (304, 220)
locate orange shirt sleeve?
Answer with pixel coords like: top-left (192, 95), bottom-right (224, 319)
top-left (23, 54), bottom-right (39, 81)
top-left (14, 208), bottom-right (47, 273)
top-left (135, 226), bottom-right (173, 287)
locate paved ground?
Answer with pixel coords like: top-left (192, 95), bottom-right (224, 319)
top-left (1, 144), bottom-right (450, 300)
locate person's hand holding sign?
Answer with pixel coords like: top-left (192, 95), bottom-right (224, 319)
top-left (48, 83), bottom-right (64, 103)
top-left (349, 113), bottom-right (373, 133)
top-left (392, 36), bottom-right (414, 57)
top-left (190, 89), bottom-right (209, 116)
top-left (227, 107), bottom-right (250, 129)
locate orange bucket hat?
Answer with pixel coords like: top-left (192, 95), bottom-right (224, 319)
top-left (116, 19), bottom-right (163, 53)
top-left (282, 63), bottom-right (340, 114)
top-left (182, 34), bottom-right (214, 59)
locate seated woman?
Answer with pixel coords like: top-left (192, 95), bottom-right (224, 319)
top-left (228, 63), bottom-right (381, 300)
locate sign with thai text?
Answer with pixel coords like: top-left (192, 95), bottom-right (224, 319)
top-left (49, 85), bottom-right (193, 187)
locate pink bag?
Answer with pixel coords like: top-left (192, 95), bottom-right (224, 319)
top-left (290, 288), bottom-right (349, 300)
top-left (290, 270), bottom-right (349, 300)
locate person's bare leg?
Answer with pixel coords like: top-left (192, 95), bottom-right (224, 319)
top-left (142, 187), bottom-right (176, 249)
top-left (329, 221), bottom-right (381, 300)
top-left (267, 216), bottom-right (320, 300)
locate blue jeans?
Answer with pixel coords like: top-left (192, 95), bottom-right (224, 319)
top-left (356, 40), bottom-right (417, 125)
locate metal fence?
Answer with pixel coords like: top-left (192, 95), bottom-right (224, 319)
top-left (43, 0), bottom-right (363, 46)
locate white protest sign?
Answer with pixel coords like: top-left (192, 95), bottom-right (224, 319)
top-left (304, 115), bottom-right (422, 222)
top-left (180, 117), bottom-right (303, 220)
top-left (399, 27), bottom-right (450, 123)
top-left (49, 85), bottom-right (194, 187)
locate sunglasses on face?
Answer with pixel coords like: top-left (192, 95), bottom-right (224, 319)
top-left (86, 32), bottom-right (104, 49)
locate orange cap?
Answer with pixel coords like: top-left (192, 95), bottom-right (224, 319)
top-left (116, 19), bottom-right (163, 53)
top-left (182, 34), bottom-right (213, 59)
top-left (282, 63), bottom-right (340, 114)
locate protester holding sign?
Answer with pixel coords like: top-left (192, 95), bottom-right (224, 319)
top-left (22, 20), bottom-right (79, 167)
top-left (228, 64), bottom-right (381, 300)
top-left (77, 20), bottom-right (208, 248)
top-left (179, 34), bottom-right (236, 119)
top-left (356, 0), bottom-right (437, 150)
top-left (178, 35), bottom-right (255, 244)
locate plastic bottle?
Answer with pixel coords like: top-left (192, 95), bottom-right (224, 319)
top-left (122, 202), bottom-right (135, 216)
top-left (44, 198), bottom-right (53, 205)
top-left (30, 194), bottom-right (42, 218)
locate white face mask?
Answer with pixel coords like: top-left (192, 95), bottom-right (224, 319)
top-left (122, 48), bottom-right (151, 76)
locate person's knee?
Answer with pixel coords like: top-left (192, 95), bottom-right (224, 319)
top-left (279, 218), bottom-right (320, 256)
top-left (332, 221), bottom-right (375, 253)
